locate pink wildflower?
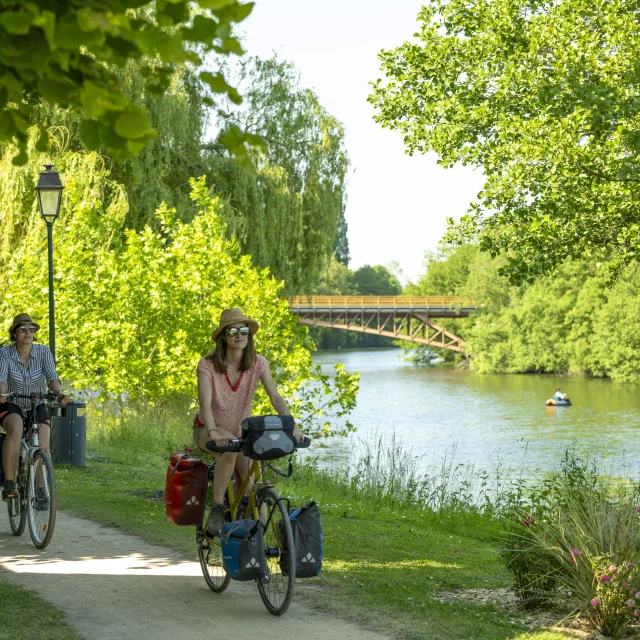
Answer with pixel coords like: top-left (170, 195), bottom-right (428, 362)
top-left (568, 557), bottom-right (576, 565)
top-left (635, 609), bottom-right (639, 618)
top-left (628, 562), bottom-right (636, 569)
top-left (636, 592), bottom-right (640, 599)
top-left (570, 549), bottom-right (582, 557)
top-left (590, 598), bottom-right (600, 608)
top-left (637, 506), bottom-right (640, 513)
top-left (623, 583), bottom-right (630, 589)
top-left (601, 575), bottom-right (611, 583)
top-left (609, 564), bottom-right (617, 573)
top-left (628, 599), bottom-right (636, 608)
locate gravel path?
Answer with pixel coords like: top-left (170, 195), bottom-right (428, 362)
top-left (0, 509), bottom-right (387, 640)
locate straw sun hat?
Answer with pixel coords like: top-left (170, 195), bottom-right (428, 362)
top-left (8, 313), bottom-right (40, 339)
top-left (212, 308), bottom-right (259, 341)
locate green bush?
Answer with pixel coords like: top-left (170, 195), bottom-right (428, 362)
top-left (502, 448), bottom-right (640, 636)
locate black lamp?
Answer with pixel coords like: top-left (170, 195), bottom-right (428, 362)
top-left (35, 164), bottom-right (64, 360)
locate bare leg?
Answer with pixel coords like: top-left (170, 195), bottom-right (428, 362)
top-left (234, 452), bottom-right (253, 497)
top-left (196, 430), bottom-right (237, 504)
top-left (2, 414), bottom-right (23, 482)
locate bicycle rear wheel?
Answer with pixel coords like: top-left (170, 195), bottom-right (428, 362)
top-left (256, 487), bottom-right (295, 616)
top-left (197, 480), bottom-right (231, 593)
top-left (27, 450), bottom-right (56, 549)
top-left (7, 463), bottom-right (26, 536)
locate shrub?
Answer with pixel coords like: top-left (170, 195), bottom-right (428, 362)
top-left (502, 448), bottom-right (640, 636)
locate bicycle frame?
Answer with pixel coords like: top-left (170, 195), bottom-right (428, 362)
top-left (224, 458), bottom-right (266, 521)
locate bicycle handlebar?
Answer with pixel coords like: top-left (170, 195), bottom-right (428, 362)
top-left (0, 391), bottom-right (72, 403)
top-left (205, 436), bottom-right (311, 454)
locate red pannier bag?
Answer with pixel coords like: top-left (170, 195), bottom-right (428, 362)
top-left (165, 453), bottom-right (208, 526)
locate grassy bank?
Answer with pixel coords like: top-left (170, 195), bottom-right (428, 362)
top-left (52, 406), bottom-right (569, 640)
top-left (0, 579), bottom-right (83, 640)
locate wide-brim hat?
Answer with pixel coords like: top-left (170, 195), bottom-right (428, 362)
top-left (212, 308), bottom-right (259, 341)
top-left (9, 313), bottom-right (40, 337)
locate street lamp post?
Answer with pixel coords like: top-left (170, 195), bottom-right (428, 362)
top-left (35, 164), bottom-right (64, 361)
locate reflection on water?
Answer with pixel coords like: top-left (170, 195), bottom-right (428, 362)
top-left (309, 348), bottom-right (640, 475)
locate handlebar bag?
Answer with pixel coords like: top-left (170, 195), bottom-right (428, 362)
top-left (221, 519), bottom-right (266, 581)
top-left (279, 501), bottom-right (324, 578)
top-left (165, 453), bottom-right (208, 526)
top-left (241, 415), bottom-right (296, 460)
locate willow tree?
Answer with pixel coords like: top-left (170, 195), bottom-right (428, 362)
top-left (370, 0), bottom-right (640, 284)
top-left (17, 56), bottom-right (349, 292)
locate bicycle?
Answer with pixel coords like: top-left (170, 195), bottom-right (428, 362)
top-left (0, 391), bottom-right (59, 549)
top-left (195, 430), bottom-right (310, 616)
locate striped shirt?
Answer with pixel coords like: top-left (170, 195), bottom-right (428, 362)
top-left (0, 343), bottom-right (61, 410)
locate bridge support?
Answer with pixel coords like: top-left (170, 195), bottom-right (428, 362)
top-left (296, 309), bottom-right (466, 353)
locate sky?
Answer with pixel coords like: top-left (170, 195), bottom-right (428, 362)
top-left (242, 0), bottom-right (484, 284)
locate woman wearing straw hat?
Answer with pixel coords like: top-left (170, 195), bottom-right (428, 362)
top-left (0, 313), bottom-right (72, 503)
top-left (194, 308), bottom-right (304, 536)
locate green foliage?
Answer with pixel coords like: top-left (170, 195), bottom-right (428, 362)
top-left (0, 147), bottom-right (358, 435)
top-left (503, 449), bottom-right (640, 636)
top-left (0, 1), bottom-right (257, 164)
top-left (352, 264), bottom-right (402, 296)
top-left (370, 0), bottom-right (640, 285)
top-left (405, 243), bottom-right (640, 380)
top-left (24, 55), bottom-right (347, 293)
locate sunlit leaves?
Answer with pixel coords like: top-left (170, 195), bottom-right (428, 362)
top-left (370, 0), bottom-right (640, 284)
top-left (0, 1), bottom-right (253, 163)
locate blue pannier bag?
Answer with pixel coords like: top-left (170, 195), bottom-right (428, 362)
top-left (220, 519), bottom-right (266, 581)
top-left (281, 501), bottom-right (323, 578)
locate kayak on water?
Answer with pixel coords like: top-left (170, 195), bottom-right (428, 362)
top-left (546, 398), bottom-right (572, 406)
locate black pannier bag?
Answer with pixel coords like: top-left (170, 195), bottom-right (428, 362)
top-left (241, 415), bottom-right (296, 461)
top-left (280, 501), bottom-right (324, 578)
top-left (220, 519), bottom-right (266, 581)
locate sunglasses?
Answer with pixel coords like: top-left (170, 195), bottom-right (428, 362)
top-left (224, 326), bottom-right (250, 337)
top-left (17, 326), bottom-right (37, 334)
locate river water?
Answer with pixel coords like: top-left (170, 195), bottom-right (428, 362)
top-left (311, 349), bottom-right (640, 476)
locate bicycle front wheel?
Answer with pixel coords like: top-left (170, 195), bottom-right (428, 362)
top-left (7, 465), bottom-right (26, 536)
top-left (256, 487), bottom-right (295, 616)
top-left (27, 450), bottom-right (56, 549)
top-left (197, 488), bottom-right (231, 593)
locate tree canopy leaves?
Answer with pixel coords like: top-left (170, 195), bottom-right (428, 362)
top-left (0, 0), bottom-right (256, 164)
top-left (369, 0), bottom-right (640, 284)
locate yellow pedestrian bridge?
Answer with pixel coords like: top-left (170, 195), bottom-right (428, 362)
top-left (288, 296), bottom-right (480, 353)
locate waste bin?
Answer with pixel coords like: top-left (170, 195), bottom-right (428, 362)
top-left (49, 402), bottom-right (86, 467)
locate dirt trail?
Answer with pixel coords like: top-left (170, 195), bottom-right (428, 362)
top-left (0, 509), bottom-right (387, 640)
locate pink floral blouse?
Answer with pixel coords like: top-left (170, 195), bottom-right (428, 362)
top-left (196, 355), bottom-right (268, 437)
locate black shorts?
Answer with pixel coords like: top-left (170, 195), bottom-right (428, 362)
top-left (0, 402), bottom-right (50, 432)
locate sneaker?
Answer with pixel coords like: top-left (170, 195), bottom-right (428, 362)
top-left (2, 480), bottom-right (16, 502)
top-left (35, 487), bottom-right (50, 511)
top-left (206, 502), bottom-right (226, 537)
top-left (236, 495), bottom-right (250, 520)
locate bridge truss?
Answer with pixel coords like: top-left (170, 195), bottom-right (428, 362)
top-left (289, 297), bottom-right (479, 353)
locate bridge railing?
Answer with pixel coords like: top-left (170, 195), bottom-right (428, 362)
top-left (288, 295), bottom-right (477, 308)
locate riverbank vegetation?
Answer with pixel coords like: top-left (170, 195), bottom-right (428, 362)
top-left (405, 245), bottom-right (640, 381)
top-left (52, 406), bottom-right (595, 640)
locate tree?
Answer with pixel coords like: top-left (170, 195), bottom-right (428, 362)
top-left (0, 147), bottom-right (360, 434)
top-left (5, 55), bottom-right (350, 294)
top-left (353, 264), bottom-right (402, 295)
top-left (369, 0), bottom-right (640, 284)
top-left (0, 1), bottom-right (258, 164)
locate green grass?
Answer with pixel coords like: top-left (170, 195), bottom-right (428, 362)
top-left (48, 405), bottom-right (578, 640)
top-left (0, 576), bottom-right (83, 640)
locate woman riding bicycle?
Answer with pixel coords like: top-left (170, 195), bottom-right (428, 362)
top-left (0, 313), bottom-right (72, 502)
top-left (194, 308), bottom-right (304, 536)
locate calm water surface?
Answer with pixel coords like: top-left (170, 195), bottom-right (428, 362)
top-left (311, 349), bottom-right (640, 474)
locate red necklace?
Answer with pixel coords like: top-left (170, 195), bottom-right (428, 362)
top-left (225, 370), bottom-right (244, 392)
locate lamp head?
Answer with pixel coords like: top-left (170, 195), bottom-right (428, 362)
top-left (35, 164), bottom-right (64, 223)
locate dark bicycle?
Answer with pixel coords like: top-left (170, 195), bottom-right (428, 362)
top-left (1, 391), bottom-right (60, 549)
top-left (196, 430), bottom-right (310, 616)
